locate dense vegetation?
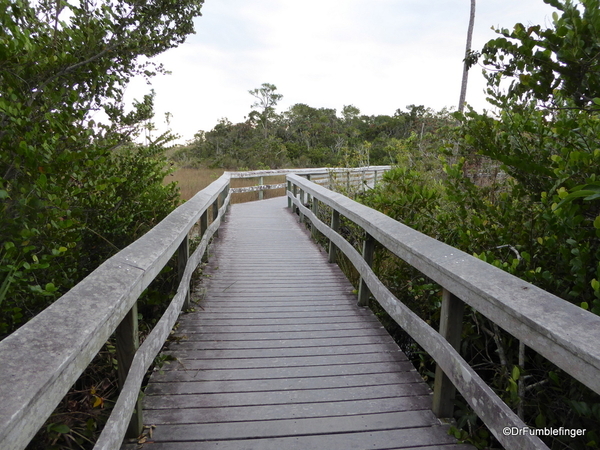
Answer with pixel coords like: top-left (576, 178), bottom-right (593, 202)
top-left (1, 0), bottom-right (203, 446)
top-left (173, 83), bottom-right (455, 170)
top-left (0, 0), bottom-right (206, 336)
top-left (359, 0), bottom-right (600, 447)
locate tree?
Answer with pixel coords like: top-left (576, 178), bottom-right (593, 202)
top-left (458, 0), bottom-right (476, 113)
top-left (0, 0), bottom-right (204, 336)
top-left (458, 0), bottom-right (600, 309)
top-left (248, 83), bottom-right (283, 138)
top-left (478, 0), bottom-right (600, 110)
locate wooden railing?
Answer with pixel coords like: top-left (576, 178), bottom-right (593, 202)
top-left (0, 166), bottom-right (389, 450)
top-left (286, 174), bottom-right (600, 450)
top-left (228, 166), bottom-right (391, 198)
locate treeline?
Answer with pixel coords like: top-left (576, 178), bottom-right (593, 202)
top-left (173, 84), bottom-right (455, 169)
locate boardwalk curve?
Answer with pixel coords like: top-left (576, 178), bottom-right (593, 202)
top-left (137, 197), bottom-right (471, 449)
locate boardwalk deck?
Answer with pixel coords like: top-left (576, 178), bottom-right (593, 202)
top-left (134, 197), bottom-right (472, 449)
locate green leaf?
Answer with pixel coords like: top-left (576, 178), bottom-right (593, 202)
top-left (48, 423), bottom-right (70, 434)
top-left (535, 413), bottom-right (546, 428)
top-left (511, 365), bottom-right (520, 381)
top-left (37, 174), bottom-right (47, 189)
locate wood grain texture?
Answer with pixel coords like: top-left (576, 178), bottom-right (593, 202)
top-left (287, 174), bottom-right (600, 397)
top-left (136, 196), bottom-right (468, 450)
top-left (290, 189), bottom-right (548, 450)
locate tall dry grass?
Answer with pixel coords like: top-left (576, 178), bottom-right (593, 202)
top-left (164, 167), bottom-right (225, 201)
top-left (229, 175), bottom-right (286, 204)
top-left (165, 167), bottom-right (287, 204)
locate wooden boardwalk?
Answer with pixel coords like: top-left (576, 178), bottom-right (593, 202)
top-left (137, 197), bottom-right (471, 449)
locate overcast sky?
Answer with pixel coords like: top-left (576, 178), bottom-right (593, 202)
top-left (123, 0), bottom-right (557, 144)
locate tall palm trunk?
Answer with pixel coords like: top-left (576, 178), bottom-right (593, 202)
top-left (458, 0), bottom-right (476, 113)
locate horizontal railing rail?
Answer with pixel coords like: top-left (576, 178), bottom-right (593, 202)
top-left (287, 174), bottom-right (600, 450)
top-left (0, 166), bottom-right (390, 450)
top-left (227, 166), bottom-right (391, 199)
top-left (0, 173), bottom-right (231, 450)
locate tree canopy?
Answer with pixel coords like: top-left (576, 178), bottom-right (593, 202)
top-left (0, 0), bottom-right (204, 337)
top-left (175, 84), bottom-right (454, 170)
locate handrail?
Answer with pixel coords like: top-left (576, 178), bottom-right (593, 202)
top-left (226, 166), bottom-right (391, 179)
top-left (0, 173), bottom-right (231, 450)
top-left (287, 174), bottom-right (600, 450)
top-left (227, 166), bottom-right (392, 197)
top-left (94, 192), bottom-right (231, 449)
top-left (0, 166), bottom-right (390, 450)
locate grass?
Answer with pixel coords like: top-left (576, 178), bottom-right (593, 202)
top-left (164, 167), bottom-right (225, 201)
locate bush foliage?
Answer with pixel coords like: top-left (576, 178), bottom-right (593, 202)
top-left (356, 0), bottom-right (600, 447)
top-left (0, 0), bottom-right (205, 337)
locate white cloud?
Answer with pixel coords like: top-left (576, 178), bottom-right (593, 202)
top-left (123, 0), bottom-right (557, 143)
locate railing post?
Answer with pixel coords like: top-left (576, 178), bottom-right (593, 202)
top-left (374, 170), bottom-right (378, 187)
top-left (357, 233), bottom-right (375, 307)
top-left (258, 176), bottom-right (264, 200)
top-left (178, 235), bottom-right (191, 311)
top-left (212, 198), bottom-right (219, 238)
top-left (361, 168), bottom-right (366, 192)
top-left (328, 209), bottom-right (340, 263)
top-left (200, 210), bottom-right (208, 262)
top-left (299, 189), bottom-right (305, 223)
top-left (224, 185), bottom-right (230, 216)
top-left (311, 197), bottom-right (319, 239)
top-left (346, 171), bottom-right (351, 192)
top-left (292, 184), bottom-right (298, 215)
top-left (432, 288), bottom-right (465, 418)
top-left (220, 188), bottom-right (227, 221)
top-left (115, 303), bottom-right (143, 438)
top-left (287, 180), bottom-right (292, 209)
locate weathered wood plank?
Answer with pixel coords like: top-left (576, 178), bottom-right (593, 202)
top-left (163, 343), bottom-right (404, 360)
top-left (136, 196), bottom-right (466, 450)
top-left (143, 383), bottom-right (433, 410)
top-left (189, 304), bottom-right (367, 312)
top-left (163, 334), bottom-right (396, 350)
top-left (145, 372), bottom-right (426, 396)
top-left (123, 427), bottom-right (460, 450)
top-left (180, 310), bottom-right (378, 320)
top-left (148, 360), bottom-right (416, 382)
top-left (144, 395), bottom-right (433, 424)
top-left (176, 322), bottom-right (393, 334)
top-left (170, 328), bottom-right (390, 341)
top-left (149, 351), bottom-right (410, 371)
top-left (146, 410), bottom-right (440, 441)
